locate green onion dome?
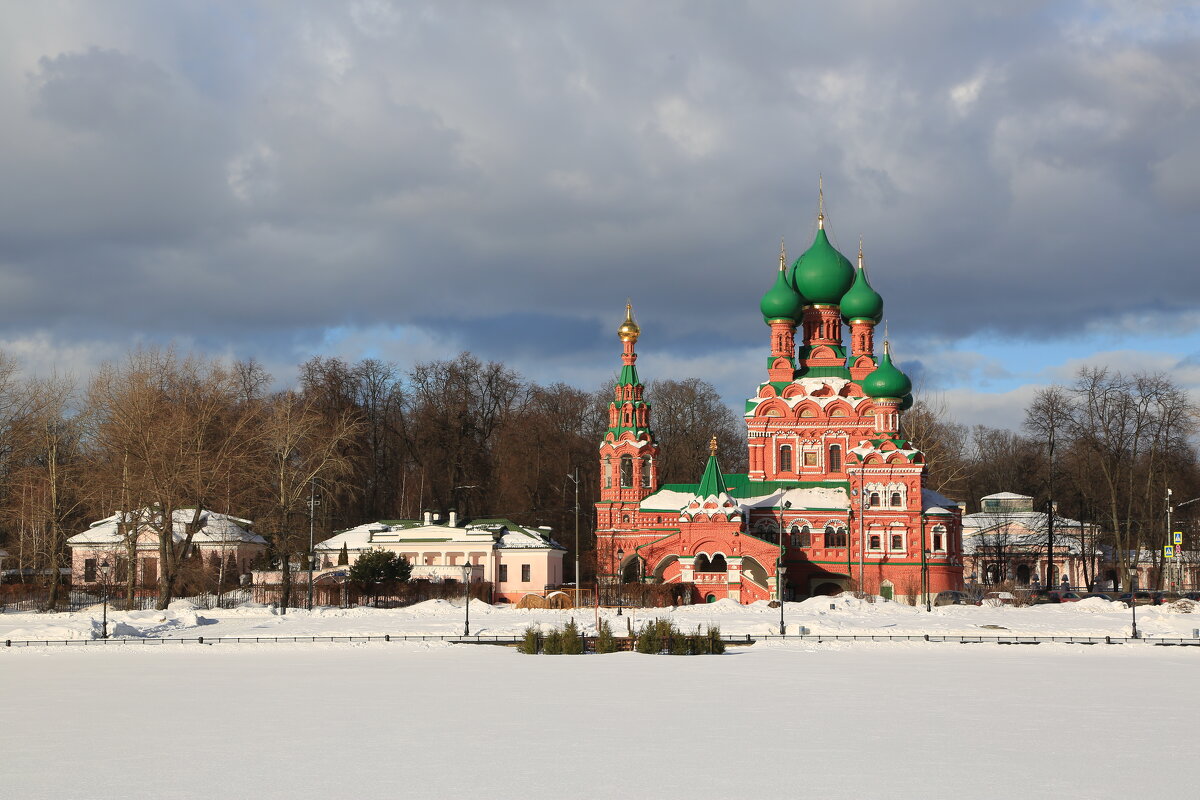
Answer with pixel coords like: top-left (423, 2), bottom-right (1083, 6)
top-left (862, 343), bottom-right (913, 399)
top-left (760, 246), bottom-right (805, 323)
top-left (789, 227), bottom-right (855, 305)
top-left (840, 258), bottom-right (884, 323)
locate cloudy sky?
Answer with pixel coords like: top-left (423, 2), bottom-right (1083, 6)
top-left (2, 0), bottom-right (1199, 430)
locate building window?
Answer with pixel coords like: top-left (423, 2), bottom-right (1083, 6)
top-left (521, 564), bottom-right (531, 582)
top-left (499, 564), bottom-right (508, 582)
top-left (932, 525), bottom-right (947, 551)
top-left (604, 457), bottom-right (612, 489)
top-left (825, 526), bottom-right (847, 548)
top-left (828, 445), bottom-right (842, 472)
top-left (621, 514), bottom-right (630, 524)
top-left (891, 534), bottom-right (903, 551)
top-left (84, 558), bottom-right (97, 583)
top-left (890, 491), bottom-right (902, 507)
top-left (869, 535), bottom-right (881, 550)
top-left (791, 525), bottom-right (811, 548)
top-left (620, 454), bottom-right (633, 487)
top-left (869, 492), bottom-right (880, 507)
top-left (641, 455), bottom-right (652, 487)
top-left (779, 445), bottom-right (792, 472)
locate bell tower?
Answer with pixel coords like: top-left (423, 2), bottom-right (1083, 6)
top-left (597, 303), bottom-right (659, 530)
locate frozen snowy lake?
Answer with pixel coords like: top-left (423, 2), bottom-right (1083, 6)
top-left (2, 638), bottom-right (1195, 799)
top-left (3, 597), bottom-right (1198, 798)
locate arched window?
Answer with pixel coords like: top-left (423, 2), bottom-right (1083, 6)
top-left (620, 455), bottom-right (633, 488)
top-left (621, 514), bottom-right (630, 524)
top-left (641, 455), bottom-right (653, 487)
top-left (790, 525), bottom-right (811, 548)
top-left (604, 457), bottom-right (612, 489)
top-left (890, 491), bottom-right (903, 507)
top-left (779, 445), bottom-right (793, 472)
top-left (709, 554), bottom-right (728, 572)
top-left (828, 444), bottom-right (842, 472)
top-left (932, 525), bottom-right (946, 551)
top-left (825, 526), bottom-right (847, 547)
top-left (869, 534), bottom-right (881, 550)
top-left (869, 492), bottom-right (880, 507)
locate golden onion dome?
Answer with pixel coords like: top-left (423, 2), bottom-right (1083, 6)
top-left (617, 302), bottom-right (640, 343)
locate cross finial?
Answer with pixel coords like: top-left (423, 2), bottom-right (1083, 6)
top-left (779, 237), bottom-right (787, 271)
top-left (858, 235), bottom-right (864, 267)
top-left (818, 174), bottom-right (825, 229)
top-left (709, 436), bottom-right (718, 457)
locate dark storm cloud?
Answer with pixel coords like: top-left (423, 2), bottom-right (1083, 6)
top-left (0, 1), bottom-right (1198, 378)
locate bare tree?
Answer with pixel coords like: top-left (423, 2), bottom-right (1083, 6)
top-left (254, 390), bottom-right (362, 609)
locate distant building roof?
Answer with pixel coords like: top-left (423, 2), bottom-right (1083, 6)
top-left (67, 509), bottom-right (265, 547)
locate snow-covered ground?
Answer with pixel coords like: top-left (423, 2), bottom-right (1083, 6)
top-left (2, 637), bottom-right (1196, 799)
top-left (2, 594), bottom-right (1199, 642)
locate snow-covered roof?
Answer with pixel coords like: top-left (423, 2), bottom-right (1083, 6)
top-left (922, 488), bottom-right (961, 514)
top-left (741, 486), bottom-right (850, 512)
top-left (314, 519), bottom-right (564, 552)
top-left (67, 509), bottom-right (264, 547)
top-left (981, 492), bottom-right (1032, 501)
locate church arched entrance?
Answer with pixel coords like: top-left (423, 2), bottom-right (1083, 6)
top-left (1016, 564), bottom-right (1031, 586)
top-left (813, 582), bottom-right (842, 596)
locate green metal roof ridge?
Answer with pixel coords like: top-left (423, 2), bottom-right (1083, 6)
top-left (696, 453), bottom-right (728, 497)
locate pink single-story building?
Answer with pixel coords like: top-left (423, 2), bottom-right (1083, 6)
top-left (66, 509), bottom-right (267, 586)
top-left (311, 512), bottom-right (565, 602)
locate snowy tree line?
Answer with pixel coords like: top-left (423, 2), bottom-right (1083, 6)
top-left (0, 348), bottom-right (744, 609)
top-left (903, 367), bottom-right (1200, 589)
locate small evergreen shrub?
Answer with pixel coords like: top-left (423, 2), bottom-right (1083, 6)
top-left (561, 619), bottom-right (584, 654)
top-left (595, 619), bottom-right (617, 653)
top-left (517, 626), bottom-right (541, 654)
top-left (543, 628), bottom-right (563, 654)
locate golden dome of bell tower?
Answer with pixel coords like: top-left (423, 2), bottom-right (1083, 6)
top-left (617, 301), bottom-right (640, 343)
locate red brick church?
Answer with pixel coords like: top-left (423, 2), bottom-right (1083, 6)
top-left (595, 200), bottom-right (963, 603)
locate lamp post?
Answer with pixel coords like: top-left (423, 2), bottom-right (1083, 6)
top-left (777, 558), bottom-right (787, 636)
top-left (98, 559), bottom-right (112, 639)
top-left (306, 477), bottom-right (320, 611)
top-left (462, 561), bottom-right (471, 636)
top-left (923, 549), bottom-right (931, 613)
top-left (567, 469), bottom-right (581, 608)
top-left (616, 547), bottom-right (624, 616)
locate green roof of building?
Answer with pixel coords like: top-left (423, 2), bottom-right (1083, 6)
top-left (696, 453), bottom-right (729, 497)
top-left (658, 475), bottom-right (850, 500)
top-left (760, 265), bottom-right (804, 323)
top-left (789, 228), bottom-right (855, 305)
top-left (617, 363), bottom-right (640, 387)
top-left (840, 260), bottom-right (884, 323)
top-left (862, 344), bottom-right (912, 399)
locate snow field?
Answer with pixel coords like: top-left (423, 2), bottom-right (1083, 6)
top-left (1, 639), bottom-right (1194, 799)
top-left (2, 594), bottom-right (1198, 642)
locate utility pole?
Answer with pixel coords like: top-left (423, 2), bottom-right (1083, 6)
top-left (1167, 488), bottom-right (1173, 590)
top-left (307, 477), bottom-right (319, 611)
top-left (567, 469), bottom-right (581, 608)
top-left (1046, 498), bottom-right (1055, 591)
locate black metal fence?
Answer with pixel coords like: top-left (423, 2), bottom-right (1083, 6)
top-left (4, 631), bottom-right (1199, 648)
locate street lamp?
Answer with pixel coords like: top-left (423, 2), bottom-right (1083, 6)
top-left (777, 558), bottom-right (787, 635)
top-left (923, 549), bottom-right (931, 612)
top-left (98, 559), bottom-right (112, 639)
top-left (306, 477), bottom-right (321, 611)
top-left (567, 469), bottom-right (581, 608)
top-left (616, 547), bottom-right (624, 616)
top-left (462, 561), bottom-right (471, 636)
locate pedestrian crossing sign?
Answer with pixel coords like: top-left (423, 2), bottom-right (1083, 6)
top-left (1164, 545), bottom-right (1175, 559)
top-left (1174, 531), bottom-right (1183, 545)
